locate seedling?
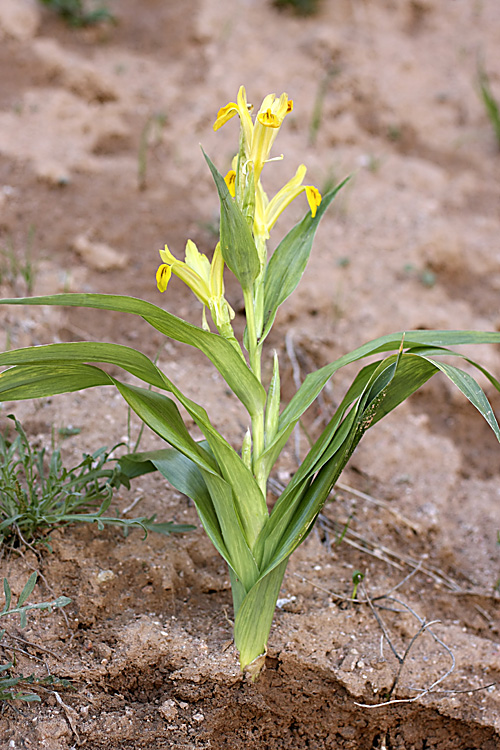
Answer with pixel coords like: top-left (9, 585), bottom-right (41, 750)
top-left (0, 86), bottom-right (499, 679)
top-left (478, 63), bottom-right (500, 149)
top-left (351, 570), bottom-right (364, 600)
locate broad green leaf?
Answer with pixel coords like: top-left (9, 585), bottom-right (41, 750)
top-left (201, 469), bottom-right (260, 591)
top-left (261, 179), bottom-right (349, 341)
top-left (359, 353), bottom-right (437, 429)
top-left (256, 353), bottom-right (439, 574)
top-left (203, 150), bottom-right (260, 290)
top-left (0, 362), bottom-right (111, 400)
top-left (256, 403), bottom-right (362, 570)
top-left (258, 359), bottom-right (381, 480)
top-left (112, 381), bottom-right (217, 474)
top-left (0, 342), bottom-right (166, 389)
top-left (0, 338), bottom-right (268, 548)
top-left (0, 294), bottom-right (265, 416)
top-left (120, 448), bottom-right (228, 563)
top-left (234, 558), bottom-right (289, 671)
top-left (272, 330), bottom-right (500, 463)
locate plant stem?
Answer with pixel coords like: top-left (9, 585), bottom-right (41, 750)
top-left (243, 286), bottom-right (266, 496)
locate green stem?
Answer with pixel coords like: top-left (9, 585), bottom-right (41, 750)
top-left (243, 286), bottom-right (266, 496)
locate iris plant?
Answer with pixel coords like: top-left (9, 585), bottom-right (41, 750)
top-left (0, 86), bottom-right (499, 678)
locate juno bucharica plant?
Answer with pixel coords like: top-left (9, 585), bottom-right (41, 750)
top-left (0, 86), bottom-right (499, 677)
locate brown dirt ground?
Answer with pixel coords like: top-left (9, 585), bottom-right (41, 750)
top-left (1, 0), bottom-right (500, 748)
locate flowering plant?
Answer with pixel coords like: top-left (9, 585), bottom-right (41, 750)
top-left (0, 86), bottom-right (499, 678)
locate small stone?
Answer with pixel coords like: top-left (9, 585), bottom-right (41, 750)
top-left (159, 699), bottom-right (178, 722)
top-left (72, 234), bottom-right (127, 272)
top-left (96, 569), bottom-right (115, 583)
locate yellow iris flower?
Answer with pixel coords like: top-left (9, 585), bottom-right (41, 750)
top-left (156, 240), bottom-right (234, 332)
top-left (214, 86), bottom-right (293, 181)
top-left (214, 87), bottom-right (321, 238)
top-left (254, 165), bottom-right (322, 241)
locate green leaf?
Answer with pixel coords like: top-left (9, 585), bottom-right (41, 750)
top-left (17, 573), bottom-right (37, 608)
top-left (420, 356), bottom-right (500, 439)
top-left (260, 346), bottom-right (500, 580)
top-left (0, 340), bottom-right (268, 553)
top-left (261, 178), bottom-right (349, 341)
top-left (269, 330), bottom-right (500, 468)
top-left (200, 469), bottom-right (260, 591)
top-left (0, 362), bottom-right (111, 400)
top-left (144, 521), bottom-right (196, 535)
top-left (120, 448), bottom-right (227, 560)
top-left (0, 294), bottom-right (266, 416)
top-left (203, 150), bottom-right (260, 290)
top-left (2, 579), bottom-right (12, 614)
top-left (234, 558), bottom-right (288, 672)
top-left (0, 342), bottom-right (166, 389)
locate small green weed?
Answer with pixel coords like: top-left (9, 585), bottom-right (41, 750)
top-left (1, 573), bottom-right (71, 702)
top-left (272, 0), bottom-right (320, 16)
top-left (478, 64), bottom-right (500, 149)
top-left (309, 66), bottom-right (341, 146)
top-left (38, 0), bottom-right (114, 27)
top-left (138, 112), bottom-right (168, 191)
top-left (0, 415), bottom-right (194, 548)
top-left (0, 229), bottom-right (37, 296)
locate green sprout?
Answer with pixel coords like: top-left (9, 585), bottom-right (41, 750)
top-left (478, 63), bottom-right (500, 149)
top-left (351, 570), bottom-right (364, 600)
top-left (0, 85), bottom-right (500, 679)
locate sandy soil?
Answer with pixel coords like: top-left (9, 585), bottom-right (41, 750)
top-left (0, 0), bottom-right (500, 747)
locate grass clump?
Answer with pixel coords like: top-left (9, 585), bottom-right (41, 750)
top-left (0, 415), bottom-right (194, 548)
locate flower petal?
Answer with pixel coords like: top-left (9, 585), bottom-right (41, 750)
top-left (224, 169), bottom-right (236, 197)
top-left (213, 101), bottom-right (238, 131)
top-left (156, 264), bottom-right (172, 293)
top-left (159, 244), bottom-right (177, 265)
top-left (305, 185), bottom-right (322, 218)
top-left (184, 239), bottom-right (211, 285)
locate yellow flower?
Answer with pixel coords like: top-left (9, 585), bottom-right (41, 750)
top-left (156, 241), bottom-right (234, 331)
top-left (213, 86), bottom-right (253, 150)
top-left (254, 165), bottom-right (322, 240)
top-left (214, 86), bottom-right (293, 182)
top-left (252, 93), bottom-right (293, 181)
